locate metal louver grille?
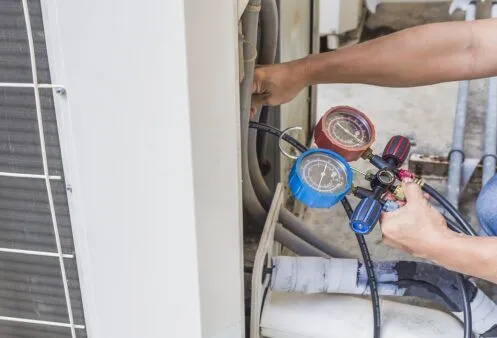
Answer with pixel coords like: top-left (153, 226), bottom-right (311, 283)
top-left (0, 0), bottom-right (87, 337)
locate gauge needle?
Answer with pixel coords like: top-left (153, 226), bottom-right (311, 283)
top-left (317, 164), bottom-right (327, 190)
top-left (336, 122), bottom-right (362, 142)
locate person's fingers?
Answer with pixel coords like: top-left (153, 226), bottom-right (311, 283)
top-left (252, 67), bottom-right (267, 94)
top-left (251, 93), bottom-right (269, 106)
top-left (382, 237), bottom-right (402, 251)
top-left (380, 211), bottom-right (390, 222)
top-left (382, 191), bottom-right (396, 201)
top-left (379, 208), bottom-right (401, 222)
top-left (402, 181), bottom-right (426, 205)
top-left (382, 237), bottom-right (414, 255)
top-left (249, 107), bottom-right (256, 119)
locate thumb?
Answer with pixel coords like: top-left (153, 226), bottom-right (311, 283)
top-left (402, 180), bottom-right (425, 205)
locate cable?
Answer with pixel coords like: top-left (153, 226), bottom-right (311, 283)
top-left (249, 121), bottom-right (307, 152)
top-left (444, 215), bottom-right (467, 234)
top-left (422, 183), bottom-right (477, 236)
top-left (422, 183), bottom-right (474, 338)
top-left (341, 197), bottom-right (381, 338)
top-left (256, 107), bottom-right (272, 175)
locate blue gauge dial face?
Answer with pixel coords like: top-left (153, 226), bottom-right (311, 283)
top-left (325, 110), bottom-right (371, 149)
top-left (299, 153), bottom-right (347, 194)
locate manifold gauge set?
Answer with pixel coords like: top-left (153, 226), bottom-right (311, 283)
top-left (286, 106), bottom-right (412, 234)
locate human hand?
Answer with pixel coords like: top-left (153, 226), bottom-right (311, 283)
top-left (380, 180), bottom-right (453, 260)
top-left (251, 60), bottom-right (310, 114)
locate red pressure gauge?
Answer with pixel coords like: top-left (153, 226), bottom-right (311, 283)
top-left (314, 106), bottom-right (376, 162)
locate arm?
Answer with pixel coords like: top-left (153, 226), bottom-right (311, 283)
top-left (431, 234), bottom-right (497, 284)
top-left (380, 181), bottom-right (497, 284)
top-left (304, 18), bottom-right (497, 87)
top-left (252, 19), bottom-right (497, 106)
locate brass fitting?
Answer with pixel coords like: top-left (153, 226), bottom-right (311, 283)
top-left (391, 177), bottom-right (425, 201)
top-left (392, 185), bottom-right (406, 201)
top-left (361, 148), bottom-right (373, 160)
top-left (412, 177), bottom-right (425, 187)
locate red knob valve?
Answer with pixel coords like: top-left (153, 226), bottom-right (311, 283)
top-left (382, 135), bottom-right (411, 168)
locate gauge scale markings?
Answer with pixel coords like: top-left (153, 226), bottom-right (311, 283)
top-left (326, 112), bottom-right (371, 149)
top-left (299, 154), bottom-right (347, 193)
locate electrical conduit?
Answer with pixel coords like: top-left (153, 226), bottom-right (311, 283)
top-left (482, 4), bottom-right (497, 186)
top-left (446, 3), bottom-right (475, 207)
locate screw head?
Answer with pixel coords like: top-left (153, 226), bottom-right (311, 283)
top-left (55, 87), bottom-right (66, 95)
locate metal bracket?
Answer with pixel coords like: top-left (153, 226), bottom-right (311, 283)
top-left (460, 157), bottom-right (480, 194)
top-left (250, 183), bottom-right (284, 338)
top-left (408, 153), bottom-right (497, 188)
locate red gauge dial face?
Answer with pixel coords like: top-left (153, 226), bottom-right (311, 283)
top-left (313, 106), bottom-right (376, 162)
top-left (325, 110), bottom-right (372, 149)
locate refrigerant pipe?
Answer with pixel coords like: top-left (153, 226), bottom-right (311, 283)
top-left (256, 0), bottom-right (279, 170)
top-left (241, 1), bottom-right (350, 258)
top-left (240, 0), bottom-right (267, 226)
top-left (482, 4), bottom-right (497, 186)
top-left (270, 256), bottom-right (497, 337)
top-left (240, 2), bottom-right (336, 257)
top-left (446, 3), bottom-right (475, 207)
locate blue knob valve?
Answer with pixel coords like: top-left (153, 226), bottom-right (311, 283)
top-left (350, 197), bottom-right (382, 234)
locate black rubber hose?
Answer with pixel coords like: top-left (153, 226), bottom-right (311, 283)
top-left (257, 107), bottom-right (271, 175)
top-left (422, 183), bottom-right (477, 236)
top-left (342, 197), bottom-right (381, 338)
top-left (249, 121), bottom-right (307, 152)
top-left (422, 183), bottom-right (474, 337)
top-left (444, 215), bottom-right (467, 235)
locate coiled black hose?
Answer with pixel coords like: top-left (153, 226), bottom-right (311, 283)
top-left (342, 197), bottom-right (381, 338)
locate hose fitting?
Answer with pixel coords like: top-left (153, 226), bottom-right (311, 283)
top-left (390, 185), bottom-right (406, 201)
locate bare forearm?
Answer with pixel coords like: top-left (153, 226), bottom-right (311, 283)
top-left (428, 233), bottom-right (497, 283)
top-left (295, 19), bottom-right (497, 87)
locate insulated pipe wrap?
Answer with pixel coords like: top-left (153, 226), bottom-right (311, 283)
top-left (271, 256), bottom-right (361, 294)
top-left (240, 0), bottom-right (267, 225)
top-left (270, 256), bottom-right (497, 336)
top-left (453, 288), bottom-right (497, 335)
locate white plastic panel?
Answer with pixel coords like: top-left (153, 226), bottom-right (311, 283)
top-left (41, 0), bottom-right (244, 337)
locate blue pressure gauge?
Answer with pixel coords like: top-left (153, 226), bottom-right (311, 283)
top-left (288, 148), bottom-right (353, 208)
